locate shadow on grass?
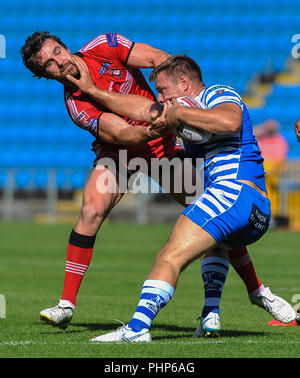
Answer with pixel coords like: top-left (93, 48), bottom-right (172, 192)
top-left (62, 323), bottom-right (267, 339)
top-left (213, 329), bottom-right (267, 338)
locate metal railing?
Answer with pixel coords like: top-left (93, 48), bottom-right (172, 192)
top-left (264, 159), bottom-right (300, 230)
top-left (1, 161), bottom-right (300, 229)
top-left (0, 168), bottom-right (90, 223)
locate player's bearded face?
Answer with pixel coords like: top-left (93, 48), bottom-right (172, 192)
top-left (36, 39), bottom-right (80, 82)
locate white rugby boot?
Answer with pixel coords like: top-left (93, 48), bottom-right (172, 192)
top-left (193, 312), bottom-right (221, 338)
top-left (39, 300), bottom-right (75, 330)
top-left (90, 324), bottom-right (151, 343)
top-left (249, 287), bottom-right (296, 323)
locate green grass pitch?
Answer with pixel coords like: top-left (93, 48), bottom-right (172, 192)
top-left (0, 221), bottom-right (299, 358)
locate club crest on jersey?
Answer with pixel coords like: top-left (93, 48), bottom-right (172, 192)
top-left (217, 89), bottom-right (224, 95)
top-left (99, 62), bottom-right (111, 75)
top-left (108, 68), bottom-right (123, 77)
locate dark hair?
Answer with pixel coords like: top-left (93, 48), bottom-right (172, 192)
top-left (149, 55), bottom-right (203, 83)
top-left (20, 31), bottom-right (68, 79)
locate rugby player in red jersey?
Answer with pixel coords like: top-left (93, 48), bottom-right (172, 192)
top-left (21, 32), bottom-right (282, 333)
top-left (21, 31), bottom-right (197, 330)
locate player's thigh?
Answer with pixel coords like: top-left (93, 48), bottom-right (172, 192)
top-left (156, 214), bottom-right (218, 267)
top-left (76, 164), bottom-right (124, 234)
top-left (84, 164), bottom-right (123, 202)
top-left (83, 163), bottom-right (123, 210)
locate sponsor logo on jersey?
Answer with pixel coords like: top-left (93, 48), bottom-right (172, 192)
top-left (88, 118), bottom-right (98, 134)
top-left (74, 111), bottom-right (88, 125)
top-left (106, 32), bottom-right (118, 47)
top-left (249, 204), bottom-right (270, 233)
top-left (99, 62), bottom-right (111, 75)
top-left (210, 85), bottom-right (233, 91)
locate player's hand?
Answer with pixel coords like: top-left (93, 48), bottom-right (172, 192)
top-left (164, 98), bottom-right (183, 129)
top-left (294, 117), bottom-right (300, 142)
top-left (149, 100), bottom-right (171, 136)
top-left (66, 56), bottom-right (96, 95)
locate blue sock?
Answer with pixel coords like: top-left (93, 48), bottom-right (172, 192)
top-left (128, 279), bottom-right (174, 332)
top-left (201, 256), bottom-right (229, 318)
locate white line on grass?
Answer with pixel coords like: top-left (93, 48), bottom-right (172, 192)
top-left (0, 341), bottom-right (33, 346)
top-left (153, 340), bottom-right (300, 345)
top-left (1, 340), bottom-right (300, 347)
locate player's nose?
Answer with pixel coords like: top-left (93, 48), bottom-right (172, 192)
top-left (56, 56), bottom-right (65, 67)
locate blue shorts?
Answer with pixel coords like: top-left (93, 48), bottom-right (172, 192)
top-left (182, 179), bottom-right (271, 248)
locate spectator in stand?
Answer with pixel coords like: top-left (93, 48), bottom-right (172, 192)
top-left (254, 119), bottom-right (289, 228)
top-left (254, 118), bottom-right (288, 163)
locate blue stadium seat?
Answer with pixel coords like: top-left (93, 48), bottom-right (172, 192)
top-left (2, 0), bottom-right (300, 191)
top-left (33, 170), bottom-right (48, 188)
top-left (0, 171), bottom-right (7, 187)
top-left (15, 170), bottom-right (31, 189)
top-left (70, 171), bottom-right (87, 189)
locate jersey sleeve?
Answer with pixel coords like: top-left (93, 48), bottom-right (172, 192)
top-left (79, 33), bottom-right (134, 65)
top-left (202, 85), bottom-right (243, 110)
top-left (65, 91), bottom-right (109, 137)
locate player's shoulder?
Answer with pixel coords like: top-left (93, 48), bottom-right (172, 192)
top-left (79, 33), bottom-right (132, 53)
top-left (203, 84), bottom-right (241, 97)
top-left (64, 87), bottom-right (80, 102)
top-left (201, 84), bottom-right (243, 106)
top-left (64, 87), bottom-right (91, 115)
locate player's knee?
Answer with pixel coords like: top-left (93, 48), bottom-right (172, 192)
top-left (80, 202), bottom-right (107, 225)
top-left (155, 247), bottom-right (185, 271)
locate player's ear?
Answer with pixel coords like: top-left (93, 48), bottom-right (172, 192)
top-left (178, 75), bottom-right (189, 93)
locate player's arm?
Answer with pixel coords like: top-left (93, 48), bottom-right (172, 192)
top-left (294, 117), bottom-right (300, 142)
top-left (90, 90), bottom-right (162, 124)
top-left (97, 112), bottom-right (162, 145)
top-left (164, 99), bottom-right (243, 134)
top-left (67, 40), bottom-right (169, 122)
top-left (126, 42), bottom-right (170, 68)
top-left (67, 57), bottom-right (163, 124)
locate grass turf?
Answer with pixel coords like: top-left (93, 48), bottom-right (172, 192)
top-left (0, 221), bottom-right (299, 358)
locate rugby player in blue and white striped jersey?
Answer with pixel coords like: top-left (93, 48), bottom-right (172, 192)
top-left (67, 55), bottom-right (296, 342)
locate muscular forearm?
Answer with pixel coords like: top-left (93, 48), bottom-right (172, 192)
top-left (88, 87), bottom-right (160, 123)
top-left (67, 55), bottom-right (163, 123)
top-left (98, 112), bottom-right (161, 146)
top-left (114, 125), bottom-right (156, 146)
top-left (174, 106), bottom-right (242, 134)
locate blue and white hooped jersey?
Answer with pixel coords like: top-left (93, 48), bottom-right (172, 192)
top-left (184, 84), bottom-right (266, 192)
